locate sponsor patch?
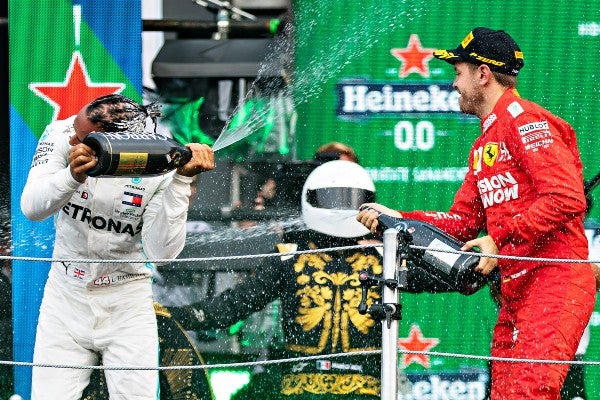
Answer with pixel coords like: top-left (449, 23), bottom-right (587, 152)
top-left (472, 148), bottom-right (482, 172)
top-left (524, 137), bottom-right (554, 151)
top-left (93, 273), bottom-right (147, 286)
top-left (316, 360), bottom-right (363, 372)
top-left (502, 268), bottom-right (528, 283)
top-left (507, 101), bottom-right (524, 118)
top-left (477, 172), bottom-right (519, 208)
top-left (521, 130), bottom-right (552, 145)
top-left (423, 211), bottom-right (461, 220)
top-left (122, 191), bottom-right (143, 207)
top-left (62, 201), bottom-right (143, 237)
top-left (461, 31), bottom-right (475, 48)
top-left (468, 52), bottom-right (505, 67)
top-left (517, 120), bottom-right (549, 135)
top-left (291, 362), bottom-right (309, 373)
top-left (518, 121), bottom-right (554, 152)
top-left (498, 142), bottom-right (512, 162)
top-left (31, 141), bottom-right (55, 168)
top-left (482, 113), bottom-right (497, 133)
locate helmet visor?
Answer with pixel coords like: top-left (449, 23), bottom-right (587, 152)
top-left (306, 187), bottom-right (375, 210)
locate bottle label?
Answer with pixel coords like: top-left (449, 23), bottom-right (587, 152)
top-left (103, 132), bottom-right (169, 141)
top-left (423, 238), bottom-right (461, 273)
top-left (116, 152), bottom-right (149, 175)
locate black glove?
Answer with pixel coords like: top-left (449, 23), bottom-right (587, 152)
top-left (169, 305), bottom-right (206, 331)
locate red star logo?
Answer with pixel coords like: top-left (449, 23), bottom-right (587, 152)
top-left (29, 51), bottom-right (125, 121)
top-left (397, 324), bottom-right (439, 368)
top-left (390, 34), bottom-right (436, 78)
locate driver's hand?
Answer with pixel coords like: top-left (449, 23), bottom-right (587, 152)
top-left (176, 143), bottom-right (215, 177)
top-left (68, 143), bottom-right (97, 183)
top-left (462, 235), bottom-right (498, 275)
top-left (356, 203), bottom-right (402, 234)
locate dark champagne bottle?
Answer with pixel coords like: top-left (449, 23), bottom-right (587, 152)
top-left (82, 132), bottom-right (192, 177)
top-left (377, 214), bottom-right (487, 295)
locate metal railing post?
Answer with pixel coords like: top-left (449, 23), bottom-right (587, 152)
top-left (380, 228), bottom-right (399, 400)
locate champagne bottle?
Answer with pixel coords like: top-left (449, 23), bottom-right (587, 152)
top-left (377, 214), bottom-right (487, 295)
top-left (82, 132), bottom-right (192, 177)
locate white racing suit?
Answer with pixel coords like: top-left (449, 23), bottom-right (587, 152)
top-left (21, 117), bottom-right (194, 400)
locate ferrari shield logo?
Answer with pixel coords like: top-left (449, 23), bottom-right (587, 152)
top-left (483, 143), bottom-right (499, 167)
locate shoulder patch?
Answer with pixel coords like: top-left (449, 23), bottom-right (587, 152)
top-left (507, 101), bottom-right (524, 118)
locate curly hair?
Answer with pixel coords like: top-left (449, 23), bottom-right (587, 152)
top-left (85, 94), bottom-right (163, 133)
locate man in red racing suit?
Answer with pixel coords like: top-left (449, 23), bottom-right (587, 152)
top-left (357, 27), bottom-right (596, 399)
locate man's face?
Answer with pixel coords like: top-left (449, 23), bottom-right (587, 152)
top-left (68, 106), bottom-right (103, 146)
top-left (452, 62), bottom-right (484, 116)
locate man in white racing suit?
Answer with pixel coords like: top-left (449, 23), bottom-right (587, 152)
top-left (20, 94), bottom-right (214, 400)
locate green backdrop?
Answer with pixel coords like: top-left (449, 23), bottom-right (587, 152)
top-left (293, 0), bottom-right (600, 397)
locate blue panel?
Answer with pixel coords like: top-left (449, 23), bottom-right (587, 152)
top-left (79, 0), bottom-right (143, 93)
top-left (10, 106), bottom-right (54, 398)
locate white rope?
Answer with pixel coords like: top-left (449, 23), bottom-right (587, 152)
top-left (3, 243), bottom-right (598, 373)
top-left (2, 243), bottom-right (600, 264)
top-left (2, 348), bottom-right (599, 371)
top-left (0, 244), bottom-right (373, 264)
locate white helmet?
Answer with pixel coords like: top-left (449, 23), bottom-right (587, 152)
top-left (302, 160), bottom-right (376, 238)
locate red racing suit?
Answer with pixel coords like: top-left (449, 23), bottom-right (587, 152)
top-left (402, 89), bottom-right (596, 399)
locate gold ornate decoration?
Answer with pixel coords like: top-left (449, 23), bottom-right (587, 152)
top-left (281, 373), bottom-right (380, 396)
top-left (287, 248), bottom-right (382, 354)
